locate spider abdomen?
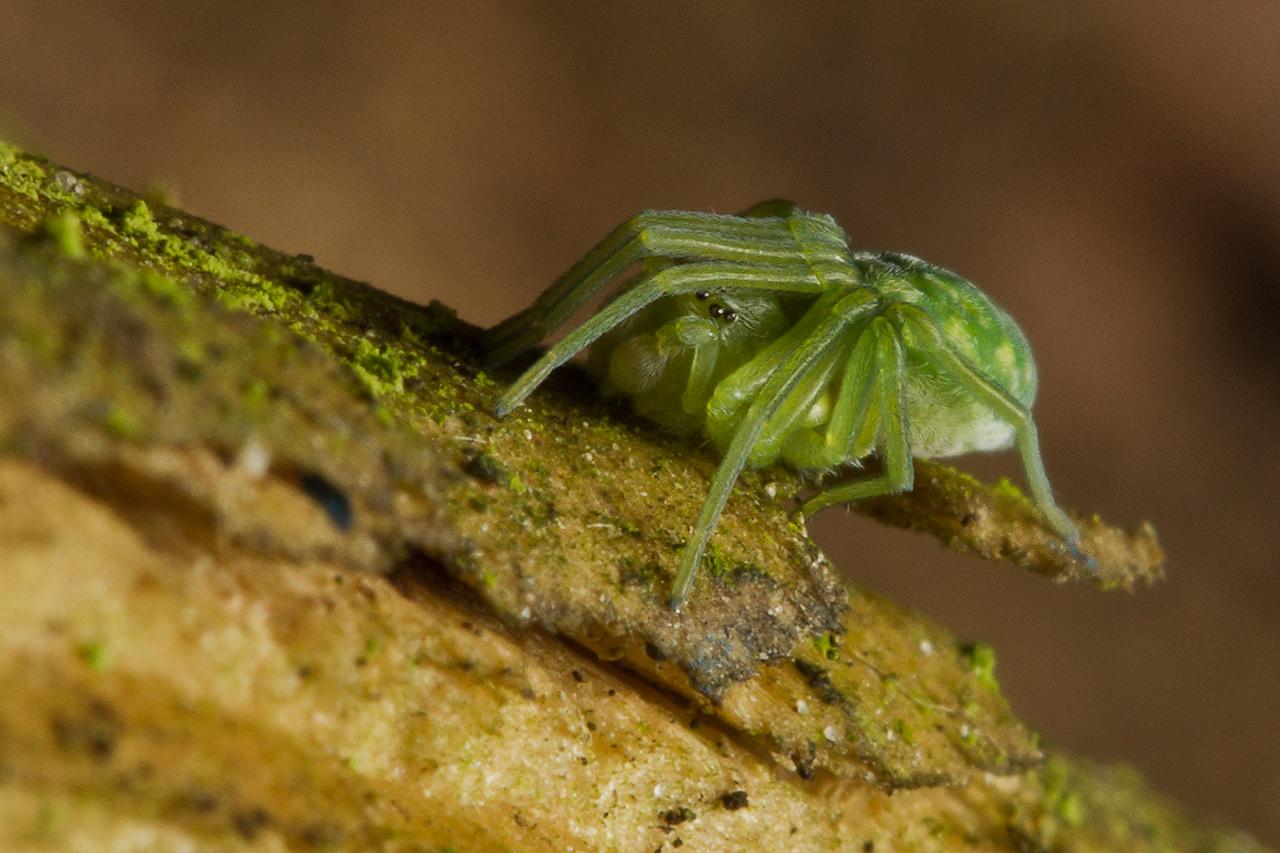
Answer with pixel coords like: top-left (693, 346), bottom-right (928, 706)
top-left (867, 254), bottom-right (1039, 458)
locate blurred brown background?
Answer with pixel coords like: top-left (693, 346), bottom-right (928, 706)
top-left (3, 0), bottom-right (1277, 843)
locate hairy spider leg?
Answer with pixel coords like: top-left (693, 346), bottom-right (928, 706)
top-left (779, 322), bottom-right (881, 470)
top-left (799, 318), bottom-right (914, 514)
top-left (815, 324), bottom-right (885, 464)
top-left (494, 263), bottom-right (828, 416)
top-left (888, 303), bottom-right (1087, 559)
top-left (484, 211), bottom-right (846, 363)
top-left (748, 335), bottom-right (848, 464)
top-left (670, 288), bottom-right (880, 610)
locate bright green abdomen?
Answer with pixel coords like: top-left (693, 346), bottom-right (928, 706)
top-left (873, 254), bottom-right (1037, 457)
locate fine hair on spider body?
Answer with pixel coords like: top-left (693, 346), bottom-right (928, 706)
top-left (485, 200), bottom-right (1086, 610)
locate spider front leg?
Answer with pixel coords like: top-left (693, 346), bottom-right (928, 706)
top-left (890, 304), bottom-right (1089, 561)
top-left (484, 211), bottom-right (816, 365)
top-left (494, 263), bottom-right (825, 416)
top-left (801, 317), bottom-right (914, 516)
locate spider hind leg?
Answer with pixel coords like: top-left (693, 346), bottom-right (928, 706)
top-left (889, 304), bottom-right (1093, 568)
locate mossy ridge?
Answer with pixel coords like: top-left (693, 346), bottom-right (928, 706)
top-left (1003, 755), bottom-right (1272, 852)
top-left (0, 236), bottom-right (456, 574)
top-left (712, 586), bottom-right (1042, 788)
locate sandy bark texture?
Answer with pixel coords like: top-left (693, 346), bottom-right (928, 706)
top-left (0, 141), bottom-right (1262, 851)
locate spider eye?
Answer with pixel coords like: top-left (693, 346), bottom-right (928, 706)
top-left (708, 303), bottom-right (738, 324)
top-left (694, 290), bottom-right (711, 301)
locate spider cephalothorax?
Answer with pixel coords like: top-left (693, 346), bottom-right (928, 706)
top-left (485, 201), bottom-right (1085, 609)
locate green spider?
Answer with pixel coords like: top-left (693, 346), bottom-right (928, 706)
top-left (485, 200), bottom-right (1086, 610)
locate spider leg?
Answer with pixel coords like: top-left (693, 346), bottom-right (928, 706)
top-left (749, 336), bottom-right (849, 465)
top-left (778, 322), bottom-right (880, 469)
top-left (889, 304), bottom-right (1087, 558)
top-left (495, 263), bottom-right (827, 416)
top-left (738, 200), bottom-right (858, 286)
top-left (800, 318), bottom-right (914, 515)
top-left (484, 211), bottom-right (838, 364)
top-left (821, 323), bottom-right (883, 461)
top-left (670, 288), bottom-right (879, 610)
